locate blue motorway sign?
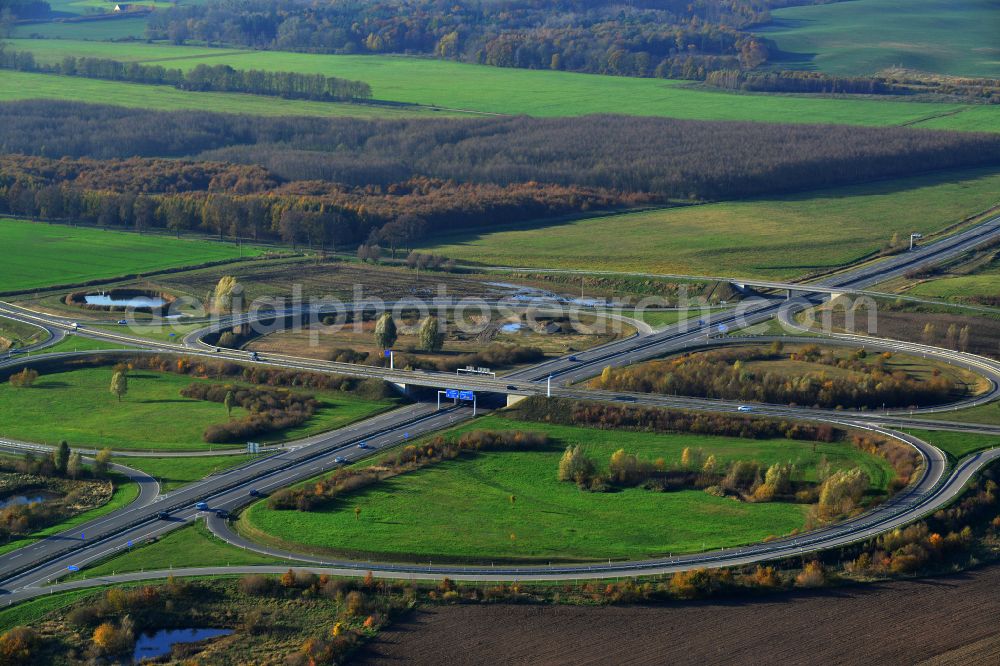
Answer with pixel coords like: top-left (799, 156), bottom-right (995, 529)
top-left (384, 349), bottom-right (393, 357)
top-left (459, 390), bottom-right (475, 401)
top-left (444, 388), bottom-right (460, 399)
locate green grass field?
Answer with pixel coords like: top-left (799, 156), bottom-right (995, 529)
top-left (906, 271), bottom-right (1000, 302)
top-left (0, 70), bottom-right (447, 119)
top-left (23, 335), bottom-right (135, 356)
top-left (13, 17), bottom-right (149, 40)
top-left (90, 322), bottom-right (205, 343)
top-left (0, 475), bottom-right (138, 556)
top-left (8, 39), bottom-right (1000, 131)
top-left (903, 428), bottom-right (1000, 458)
top-left (64, 521), bottom-right (289, 580)
top-left (122, 454), bottom-right (255, 492)
top-left (421, 168), bottom-right (1000, 279)
top-left (0, 365), bottom-right (398, 451)
top-left (762, 0), bottom-right (1000, 78)
top-left (913, 401), bottom-right (1000, 428)
top-left (238, 416), bottom-right (892, 562)
top-left (0, 218), bottom-right (261, 292)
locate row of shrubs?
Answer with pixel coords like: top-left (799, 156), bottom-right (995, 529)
top-left (181, 382), bottom-right (320, 443)
top-left (591, 345), bottom-right (957, 410)
top-left (512, 397), bottom-right (922, 490)
top-left (268, 430), bottom-right (550, 511)
top-left (557, 444), bottom-right (872, 518)
top-left (508, 396), bottom-right (840, 443)
top-left (93, 355), bottom-right (394, 400)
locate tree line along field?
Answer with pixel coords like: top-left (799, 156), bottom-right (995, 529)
top-left (0, 364), bottom-right (398, 451)
top-left (0, 70), bottom-right (447, 120)
top-left (419, 167), bottom-right (1000, 279)
top-left (0, 218), bottom-right (263, 293)
top-left (236, 416), bottom-right (894, 563)
top-left (7, 39), bottom-right (1000, 132)
top-left (593, 342), bottom-right (990, 410)
top-left (762, 0), bottom-right (1000, 79)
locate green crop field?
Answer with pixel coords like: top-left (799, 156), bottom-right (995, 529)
top-left (0, 70), bottom-right (444, 119)
top-left (0, 218), bottom-right (263, 292)
top-left (421, 167), bottom-right (1000, 279)
top-left (906, 272), bottom-right (1000, 302)
top-left (8, 39), bottom-right (1000, 131)
top-left (903, 428), bottom-right (1000, 459)
top-left (0, 365), bottom-right (398, 451)
top-left (238, 416), bottom-right (893, 562)
top-left (13, 17), bottom-right (149, 40)
top-left (762, 0), bottom-right (1000, 78)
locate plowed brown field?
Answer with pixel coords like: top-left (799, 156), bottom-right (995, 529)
top-left (358, 566), bottom-right (1000, 665)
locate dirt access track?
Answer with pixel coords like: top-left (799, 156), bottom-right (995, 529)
top-left (359, 565), bottom-right (1000, 665)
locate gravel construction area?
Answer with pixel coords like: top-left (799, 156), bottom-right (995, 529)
top-left (358, 566), bottom-right (1000, 665)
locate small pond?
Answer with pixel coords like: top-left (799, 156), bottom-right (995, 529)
top-left (133, 628), bottom-right (233, 662)
top-left (84, 294), bottom-right (167, 308)
top-left (0, 490), bottom-right (61, 509)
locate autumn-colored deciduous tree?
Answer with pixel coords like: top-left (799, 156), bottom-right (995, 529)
top-left (0, 626), bottom-right (38, 665)
top-left (373, 313), bottom-right (397, 351)
top-left (818, 467), bottom-right (870, 517)
top-left (8, 368), bottom-right (38, 388)
top-left (224, 389), bottom-right (236, 417)
top-left (418, 316), bottom-right (444, 352)
top-left (67, 450), bottom-right (83, 479)
top-left (795, 561), bottom-right (827, 588)
top-left (212, 275), bottom-right (239, 314)
top-left (557, 445), bottom-right (595, 484)
top-left (750, 565), bottom-right (782, 588)
top-left (92, 621), bottom-right (132, 656)
top-left (280, 568), bottom-right (296, 588)
top-left (92, 447), bottom-right (113, 477)
top-left (109, 370), bottom-right (128, 402)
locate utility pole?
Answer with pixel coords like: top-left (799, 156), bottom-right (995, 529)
top-left (547, 375), bottom-right (552, 398)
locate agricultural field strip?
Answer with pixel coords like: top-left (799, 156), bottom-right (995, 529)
top-left (0, 215), bottom-right (998, 588)
top-left (6, 40), bottom-right (1000, 130)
